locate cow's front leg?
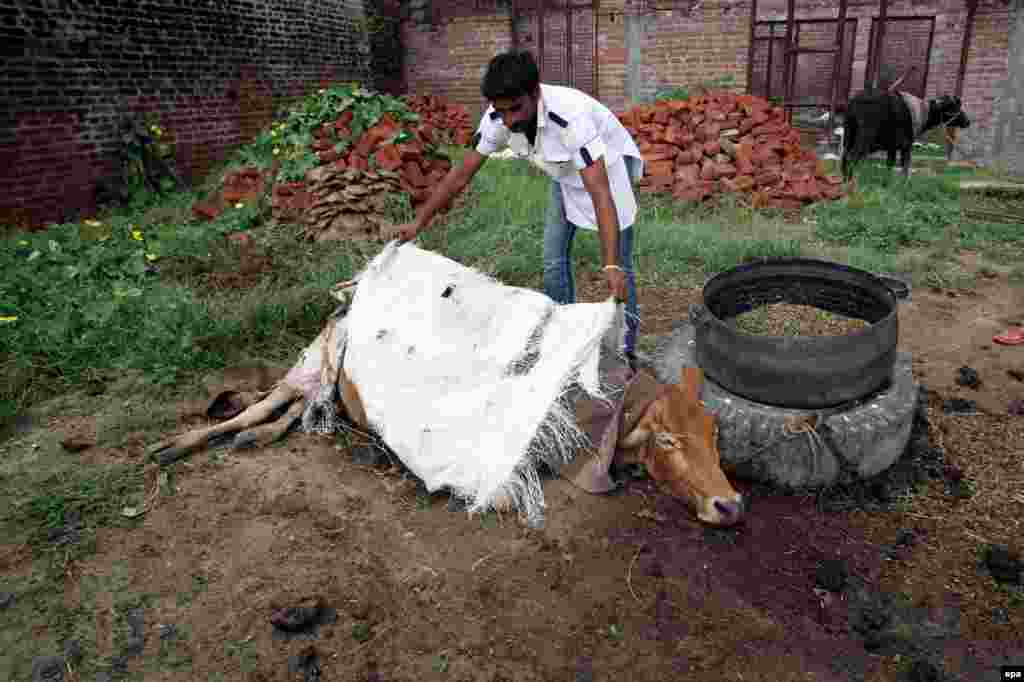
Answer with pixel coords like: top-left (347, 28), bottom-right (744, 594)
top-left (234, 396), bottom-right (307, 450)
top-left (900, 145), bottom-right (912, 178)
top-left (148, 382), bottom-right (304, 465)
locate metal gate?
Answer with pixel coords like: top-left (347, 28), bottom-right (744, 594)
top-left (865, 16), bottom-right (936, 98)
top-left (511, 0), bottom-right (598, 97)
top-left (751, 18), bottom-right (857, 111)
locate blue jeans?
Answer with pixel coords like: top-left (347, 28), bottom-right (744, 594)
top-left (543, 155), bottom-right (640, 355)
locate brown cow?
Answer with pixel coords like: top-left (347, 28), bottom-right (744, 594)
top-left (614, 366), bottom-right (744, 526)
top-left (150, 296), bottom-right (744, 526)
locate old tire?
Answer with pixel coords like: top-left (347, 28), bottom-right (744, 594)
top-left (648, 322), bottom-right (918, 489)
top-left (692, 258), bottom-right (899, 409)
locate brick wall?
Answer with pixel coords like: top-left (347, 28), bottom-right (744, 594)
top-left (639, 0), bottom-right (752, 97)
top-left (402, 7), bottom-right (513, 127)
top-left (0, 0), bottom-right (393, 229)
top-left (597, 6), bottom-right (628, 113)
top-left (400, 0), bottom-right (750, 124)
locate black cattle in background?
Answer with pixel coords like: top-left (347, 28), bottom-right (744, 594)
top-left (841, 92), bottom-right (971, 181)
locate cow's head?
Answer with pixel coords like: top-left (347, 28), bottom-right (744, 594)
top-left (933, 95), bottom-right (971, 129)
top-left (619, 367), bottom-right (744, 526)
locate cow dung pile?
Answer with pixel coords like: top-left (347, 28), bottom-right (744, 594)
top-left (618, 90), bottom-right (844, 208)
top-left (293, 111), bottom-right (458, 242)
top-left (303, 166), bottom-right (403, 241)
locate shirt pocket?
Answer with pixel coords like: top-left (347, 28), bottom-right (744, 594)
top-left (538, 144), bottom-right (577, 180)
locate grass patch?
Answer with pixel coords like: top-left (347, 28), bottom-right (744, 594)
top-left (813, 164), bottom-right (962, 251)
top-left (0, 434), bottom-right (146, 551)
top-left (814, 162), bottom-right (1024, 257)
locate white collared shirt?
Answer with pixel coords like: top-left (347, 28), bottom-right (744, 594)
top-left (473, 83), bottom-right (644, 231)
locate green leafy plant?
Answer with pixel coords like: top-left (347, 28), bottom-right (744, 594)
top-left (262, 83), bottom-right (418, 184)
top-left (655, 74), bottom-right (737, 102)
top-left (655, 86), bottom-right (691, 102)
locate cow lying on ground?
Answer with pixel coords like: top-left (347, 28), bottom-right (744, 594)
top-left (149, 291), bottom-right (745, 527)
top-left (841, 91), bottom-right (970, 180)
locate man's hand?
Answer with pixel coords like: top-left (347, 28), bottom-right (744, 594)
top-left (604, 266), bottom-right (627, 302)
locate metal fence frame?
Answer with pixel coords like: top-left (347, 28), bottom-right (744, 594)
top-left (510, 0), bottom-right (600, 97)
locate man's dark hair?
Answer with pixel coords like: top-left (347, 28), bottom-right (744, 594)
top-left (481, 50), bottom-right (540, 100)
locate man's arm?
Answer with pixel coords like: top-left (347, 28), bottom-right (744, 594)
top-left (411, 149), bottom-right (488, 231)
top-left (579, 157), bottom-right (621, 269)
top-left (407, 108), bottom-right (508, 234)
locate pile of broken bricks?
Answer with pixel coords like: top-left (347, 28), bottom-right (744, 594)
top-left (402, 93), bottom-right (475, 147)
top-left (192, 104), bottom-right (464, 242)
top-left (617, 90), bottom-right (845, 209)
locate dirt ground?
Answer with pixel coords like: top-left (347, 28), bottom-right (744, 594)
top-left (8, 251), bottom-right (1024, 682)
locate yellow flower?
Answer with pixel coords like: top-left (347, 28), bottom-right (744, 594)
top-left (84, 219), bottom-right (102, 227)
top-left (0, 316), bottom-right (17, 323)
top-left (131, 230), bottom-right (143, 241)
top-left (235, 202), bottom-right (245, 209)
top-left (145, 253), bottom-right (159, 262)
top-left (271, 130), bottom-right (277, 137)
top-left (273, 147), bottom-right (280, 155)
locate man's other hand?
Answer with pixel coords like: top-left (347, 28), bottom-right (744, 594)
top-left (605, 267), bottom-right (627, 302)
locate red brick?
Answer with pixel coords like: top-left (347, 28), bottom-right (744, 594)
top-left (700, 158), bottom-right (716, 180)
top-left (646, 159), bottom-right (675, 181)
top-left (641, 144), bottom-right (678, 162)
top-left (374, 144), bottom-right (403, 171)
top-left (676, 148), bottom-right (701, 165)
top-left (674, 163), bottom-right (700, 186)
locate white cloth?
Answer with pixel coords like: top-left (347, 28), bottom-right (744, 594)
top-left (341, 241), bottom-right (620, 523)
top-left (474, 83), bottom-right (643, 231)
